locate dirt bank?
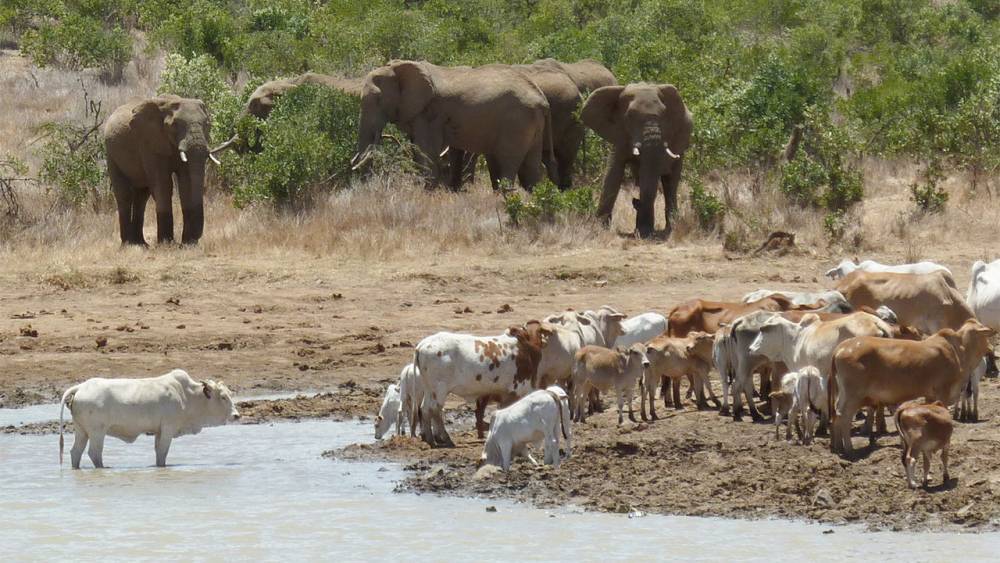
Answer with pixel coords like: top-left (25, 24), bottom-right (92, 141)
top-left (330, 379), bottom-right (1000, 532)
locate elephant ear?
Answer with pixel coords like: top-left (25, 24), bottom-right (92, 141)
top-left (581, 85), bottom-right (625, 144)
top-left (391, 61), bottom-right (436, 124)
top-left (658, 84), bottom-right (692, 154)
top-left (131, 98), bottom-right (175, 155)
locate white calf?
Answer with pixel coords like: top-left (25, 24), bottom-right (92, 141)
top-left (480, 386), bottom-right (572, 471)
top-left (374, 384), bottom-right (401, 439)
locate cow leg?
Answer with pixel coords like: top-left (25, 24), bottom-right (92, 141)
top-left (70, 429), bottom-right (88, 470)
top-left (876, 407), bottom-right (887, 435)
top-left (626, 384), bottom-right (637, 423)
top-left (685, 374), bottom-right (695, 400)
top-left (154, 433), bottom-right (172, 467)
top-left (672, 378), bottom-right (683, 410)
top-left (743, 378), bottom-right (763, 421)
top-left (616, 389), bottom-right (625, 425)
top-left (941, 447), bottom-right (951, 484)
top-left (661, 376), bottom-right (672, 408)
top-left (639, 379), bottom-right (649, 422)
top-left (921, 453), bottom-right (931, 488)
top-left (432, 408), bottom-right (454, 448)
top-left (419, 403), bottom-right (435, 444)
top-left (474, 398), bottom-right (489, 439)
top-left (87, 432), bottom-right (106, 468)
top-left (774, 408), bottom-right (783, 441)
top-left (647, 375), bottom-right (658, 420)
top-left (719, 369), bottom-right (731, 416)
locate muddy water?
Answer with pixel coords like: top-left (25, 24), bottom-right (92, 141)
top-left (1, 419), bottom-right (998, 560)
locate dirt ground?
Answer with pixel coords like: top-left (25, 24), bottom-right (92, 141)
top-left (4, 241), bottom-right (1000, 531)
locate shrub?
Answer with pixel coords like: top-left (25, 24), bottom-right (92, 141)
top-left (222, 83), bottom-right (360, 207)
top-left (504, 182), bottom-right (596, 226)
top-left (688, 178), bottom-right (725, 230)
top-left (779, 105), bottom-right (863, 212)
top-left (157, 53), bottom-right (243, 138)
top-left (910, 158), bottom-right (949, 214)
top-left (21, 13), bottom-right (131, 81)
top-left (38, 121), bottom-right (108, 210)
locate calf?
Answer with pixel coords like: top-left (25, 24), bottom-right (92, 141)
top-left (641, 331), bottom-right (718, 420)
top-left (414, 321), bottom-right (552, 447)
top-left (480, 386), bottom-right (572, 471)
top-left (374, 383), bottom-right (401, 439)
top-left (830, 319), bottom-right (993, 455)
top-left (769, 371), bottom-right (799, 442)
top-left (397, 363), bottom-right (425, 437)
top-left (572, 344), bottom-right (650, 424)
top-left (59, 369), bottom-right (240, 469)
top-left (895, 400), bottom-right (954, 488)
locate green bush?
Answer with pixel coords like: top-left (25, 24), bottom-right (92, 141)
top-left (21, 13), bottom-right (131, 80)
top-left (910, 158), bottom-right (949, 214)
top-left (779, 105), bottom-right (863, 212)
top-left (504, 182), bottom-right (597, 226)
top-left (221, 83), bottom-right (360, 207)
top-left (688, 178), bottom-right (725, 230)
top-left (157, 52), bottom-right (243, 139)
top-left (37, 122), bottom-right (107, 210)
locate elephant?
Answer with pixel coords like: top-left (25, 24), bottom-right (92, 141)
top-left (352, 60), bottom-right (557, 190)
top-left (211, 72), bottom-right (362, 154)
top-left (103, 95), bottom-right (214, 245)
top-left (581, 83), bottom-right (693, 239)
top-left (447, 58), bottom-right (618, 191)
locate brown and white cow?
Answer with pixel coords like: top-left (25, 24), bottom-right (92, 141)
top-left (895, 400), bottom-right (955, 489)
top-left (829, 319), bottom-right (993, 455)
top-left (571, 344), bottom-right (650, 424)
top-left (835, 270), bottom-right (974, 335)
top-left (413, 321), bottom-right (552, 447)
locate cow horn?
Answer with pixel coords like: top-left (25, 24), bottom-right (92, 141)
top-left (179, 150), bottom-right (188, 163)
top-left (665, 145), bottom-right (681, 159)
top-left (439, 146), bottom-right (450, 158)
top-left (209, 153), bottom-right (222, 166)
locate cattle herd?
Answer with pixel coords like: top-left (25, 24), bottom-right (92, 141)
top-left (59, 257), bottom-right (1000, 492)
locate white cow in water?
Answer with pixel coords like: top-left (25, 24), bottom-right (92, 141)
top-left (374, 363), bottom-right (427, 439)
top-left (374, 384), bottom-right (402, 439)
top-left (824, 259), bottom-right (953, 284)
top-left (480, 385), bottom-right (572, 471)
top-left (613, 312), bottom-right (668, 348)
top-left (60, 369), bottom-right (240, 469)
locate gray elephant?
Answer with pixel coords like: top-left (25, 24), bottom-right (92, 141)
top-left (581, 83), bottom-right (693, 238)
top-left (448, 59), bottom-right (618, 191)
top-left (211, 72), bottom-right (362, 153)
top-left (352, 60), bottom-right (556, 190)
top-left (103, 95), bottom-right (214, 245)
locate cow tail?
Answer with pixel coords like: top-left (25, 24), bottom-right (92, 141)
top-left (59, 384), bottom-right (79, 465)
top-left (894, 405), bottom-right (909, 469)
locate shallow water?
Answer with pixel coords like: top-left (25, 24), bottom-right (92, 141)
top-left (0, 391), bottom-right (311, 428)
top-left (1, 419), bottom-right (998, 561)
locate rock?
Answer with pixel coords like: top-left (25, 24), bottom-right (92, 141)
top-left (485, 505), bottom-right (497, 513)
top-left (474, 464), bottom-right (503, 481)
top-left (812, 488), bottom-right (836, 509)
top-left (627, 510), bottom-right (647, 519)
top-left (956, 502), bottom-right (975, 518)
top-left (95, 336), bottom-right (108, 348)
top-left (19, 325), bottom-right (38, 338)
top-left (822, 529), bottom-right (835, 535)
top-left (496, 304), bottom-right (513, 313)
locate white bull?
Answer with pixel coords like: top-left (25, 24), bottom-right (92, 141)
top-left (613, 312), bottom-right (668, 348)
top-left (480, 385), bottom-right (572, 471)
top-left (59, 369), bottom-right (240, 469)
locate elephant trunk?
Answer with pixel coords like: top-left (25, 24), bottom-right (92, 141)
top-left (634, 124), bottom-right (665, 238)
top-left (181, 161), bottom-right (205, 244)
top-left (353, 105), bottom-right (386, 170)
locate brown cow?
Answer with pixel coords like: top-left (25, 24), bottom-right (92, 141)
top-left (642, 332), bottom-right (717, 419)
top-left (667, 295), bottom-right (828, 338)
top-left (829, 319), bottom-right (993, 456)
top-left (571, 344), bottom-right (650, 424)
top-left (835, 271), bottom-right (974, 335)
top-left (895, 400), bottom-right (954, 488)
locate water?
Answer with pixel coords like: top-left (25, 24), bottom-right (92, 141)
top-left (1, 418), bottom-right (998, 561)
top-left (0, 391), bottom-right (311, 428)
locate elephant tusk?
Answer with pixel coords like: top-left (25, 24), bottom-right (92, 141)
top-left (632, 146), bottom-right (641, 156)
top-left (439, 146), bottom-right (450, 158)
top-left (210, 136), bottom-right (238, 154)
top-left (350, 152), bottom-right (361, 166)
top-left (351, 150), bottom-right (374, 171)
top-left (665, 146), bottom-right (681, 159)
top-left (179, 151), bottom-right (188, 163)
top-left (209, 153), bottom-right (222, 166)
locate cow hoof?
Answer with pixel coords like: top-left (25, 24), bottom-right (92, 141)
top-left (718, 407), bottom-right (731, 417)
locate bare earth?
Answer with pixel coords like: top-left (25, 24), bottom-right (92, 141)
top-left (4, 241), bottom-right (1000, 531)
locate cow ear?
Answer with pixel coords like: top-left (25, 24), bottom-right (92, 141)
top-left (575, 313), bottom-right (593, 326)
top-left (202, 381), bottom-right (212, 399)
top-left (800, 313), bottom-right (821, 327)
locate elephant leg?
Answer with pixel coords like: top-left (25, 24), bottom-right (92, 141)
top-left (109, 162), bottom-right (143, 246)
top-left (517, 156), bottom-right (544, 192)
top-left (130, 188), bottom-right (150, 245)
top-left (556, 124), bottom-right (585, 191)
top-left (448, 149), bottom-right (467, 191)
top-left (462, 152), bottom-right (479, 185)
top-left (485, 155), bottom-right (503, 191)
top-left (411, 120), bottom-right (444, 186)
top-left (596, 155), bottom-right (627, 225)
top-left (660, 157), bottom-right (683, 237)
top-left (150, 169), bottom-right (175, 244)
top-left (515, 127), bottom-right (546, 191)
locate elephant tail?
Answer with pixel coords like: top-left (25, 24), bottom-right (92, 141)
top-left (542, 103), bottom-right (558, 186)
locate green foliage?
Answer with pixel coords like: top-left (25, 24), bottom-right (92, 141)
top-left (21, 13), bottom-right (130, 80)
top-left (688, 178), bottom-right (725, 230)
top-left (157, 53), bottom-right (243, 138)
top-left (779, 105), bottom-right (863, 212)
top-left (38, 122), bottom-right (107, 209)
top-left (220, 83), bottom-right (360, 207)
top-left (823, 209), bottom-right (847, 242)
top-left (910, 158), bottom-right (949, 214)
top-left (504, 182), bottom-right (597, 226)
